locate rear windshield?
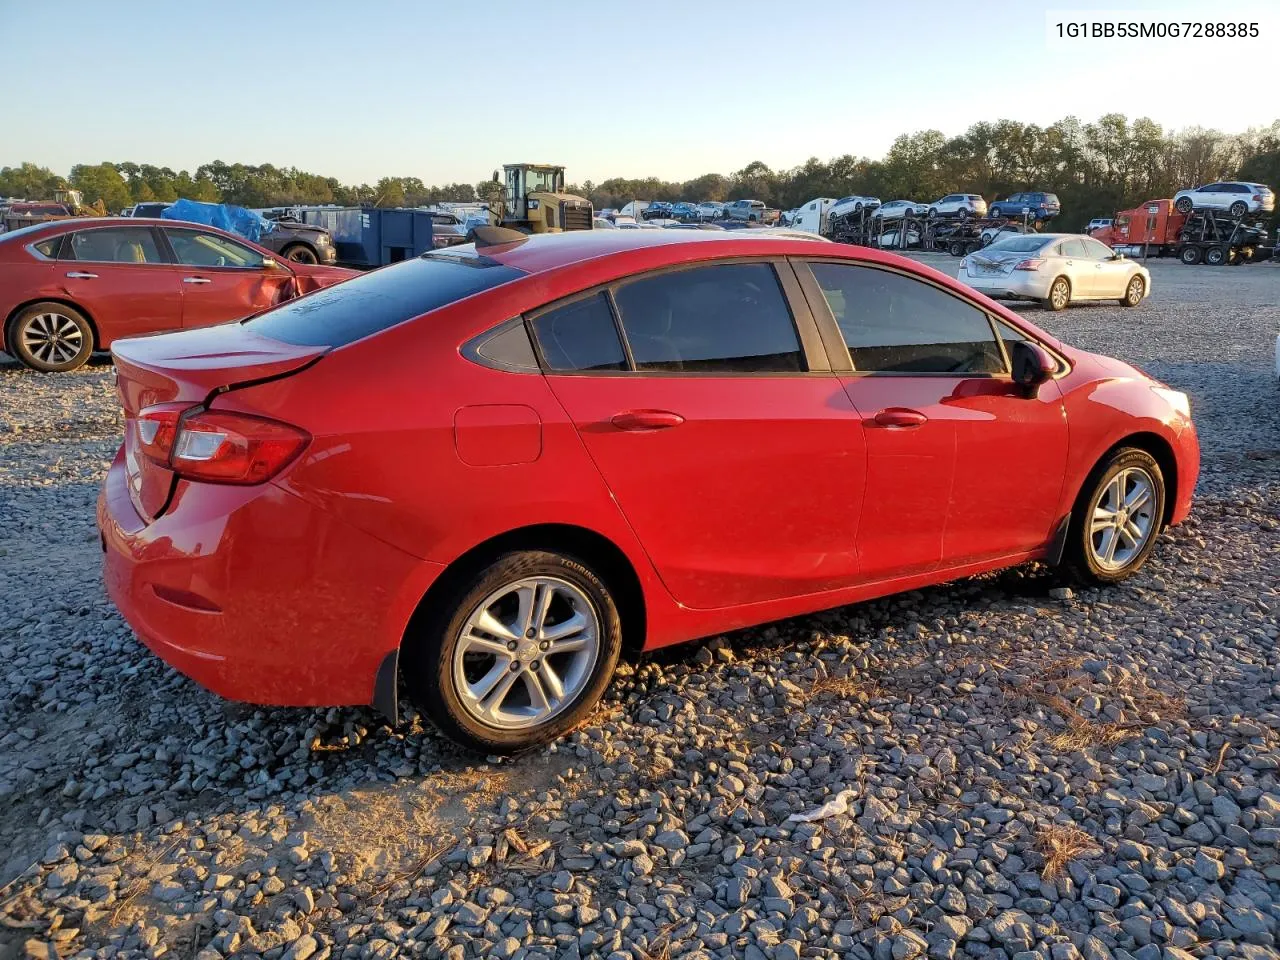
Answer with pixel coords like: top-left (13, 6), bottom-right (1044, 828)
top-left (246, 252), bottom-right (525, 347)
top-left (985, 235), bottom-right (1053, 254)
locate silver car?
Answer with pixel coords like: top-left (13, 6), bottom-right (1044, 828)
top-left (872, 199), bottom-right (928, 220)
top-left (927, 193), bottom-right (988, 219)
top-left (960, 233), bottom-right (1150, 311)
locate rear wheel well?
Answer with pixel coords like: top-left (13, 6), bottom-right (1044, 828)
top-left (403, 525), bottom-right (647, 660)
top-left (5, 297), bottom-right (101, 351)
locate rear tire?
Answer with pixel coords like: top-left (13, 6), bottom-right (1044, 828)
top-left (1204, 246), bottom-right (1227, 266)
top-left (1174, 196), bottom-right (1194, 215)
top-left (1062, 448), bottom-right (1165, 585)
top-left (402, 550), bottom-right (622, 754)
top-left (281, 244), bottom-right (319, 264)
top-left (1044, 276), bottom-right (1071, 311)
top-left (1179, 246), bottom-right (1202, 265)
top-left (9, 302), bottom-right (94, 372)
top-left (1229, 200), bottom-right (1248, 218)
top-left (949, 241), bottom-right (965, 257)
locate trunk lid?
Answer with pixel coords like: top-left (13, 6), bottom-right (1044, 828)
top-left (111, 323), bottom-right (327, 522)
top-left (966, 251), bottom-right (1026, 276)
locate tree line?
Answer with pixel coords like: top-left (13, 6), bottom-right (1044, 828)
top-left (4, 114), bottom-right (1278, 232)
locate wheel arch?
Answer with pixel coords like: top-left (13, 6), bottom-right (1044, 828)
top-left (402, 522), bottom-right (648, 660)
top-left (5, 297), bottom-right (102, 352)
top-left (1087, 432), bottom-right (1179, 527)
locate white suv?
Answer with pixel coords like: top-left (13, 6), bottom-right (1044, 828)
top-left (927, 194), bottom-right (988, 219)
top-left (1173, 181), bottom-right (1275, 218)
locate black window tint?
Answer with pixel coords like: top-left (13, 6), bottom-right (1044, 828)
top-left (530, 293), bottom-right (627, 372)
top-left (810, 262), bottom-right (1004, 374)
top-left (613, 262), bottom-right (803, 373)
top-left (247, 252), bottom-right (524, 347)
top-left (69, 228), bottom-right (163, 264)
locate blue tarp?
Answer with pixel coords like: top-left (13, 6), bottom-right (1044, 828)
top-left (161, 199), bottom-right (276, 243)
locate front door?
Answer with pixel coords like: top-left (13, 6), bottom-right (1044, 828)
top-left (161, 227), bottom-right (294, 328)
top-left (802, 259), bottom-right (1069, 576)
top-left (1082, 236), bottom-right (1131, 297)
top-left (531, 262), bottom-right (866, 610)
top-left (61, 226), bottom-right (183, 343)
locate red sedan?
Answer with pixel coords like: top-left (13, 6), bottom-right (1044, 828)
top-left (98, 227), bottom-right (1199, 752)
top-left (0, 218), bottom-right (355, 372)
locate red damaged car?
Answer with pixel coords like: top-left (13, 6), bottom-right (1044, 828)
top-left (0, 218), bottom-right (355, 372)
top-left (98, 228), bottom-right (1199, 752)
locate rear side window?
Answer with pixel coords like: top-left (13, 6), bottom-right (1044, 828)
top-left (68, 228), bottom-right (164, 264)
top-left (612, 262), bottom-right (804, 373)
top-left (32, 237), bottom-right (60, 258)
top-left (248, 253), bottom-right (524, 347)
top-left (530, 293), bottom-right (627, 372)
top-left (809, 262), bottom-right (1004, 375)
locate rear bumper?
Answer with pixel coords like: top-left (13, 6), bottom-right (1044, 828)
top-left (98, 448), bottom-right (443, 708)
top-left (962, 271), bottom-right (1051, 300)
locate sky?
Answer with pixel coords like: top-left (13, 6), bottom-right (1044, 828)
top-left (2, 0), bottom-right (1277, 187)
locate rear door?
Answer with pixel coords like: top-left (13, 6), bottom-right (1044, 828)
top-left (161, 226), bottom-right (296, 328)
top-left (60, 226), bottom-right (183, 343)
top-left (798, 259), bottom-right (1068, 574)
top-left (533, 259), bottom-right (866, 610)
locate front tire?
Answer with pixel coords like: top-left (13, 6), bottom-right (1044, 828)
top-left (949, 241), bottom-right (965, 257)
top-left (281, 244), bottom-right (319, 264)
top-left (403, 550), bottom-right (622, 753)
top-left (1063, 448), bottom-right (1165, 585)
top-left (9, 302), bottom-right (94, 372)
top-left (1120, 275), bottom-right (1145, 307)
top-left (1044, 276), bottom-right (1071, 311)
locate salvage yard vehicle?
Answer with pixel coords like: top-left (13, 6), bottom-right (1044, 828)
top-left (99, 227), bottom-right (1198, 753)
top-left (790, 197), bottom-right (837, 235)
top-left (697, 201), bottom-right (725, 220)
top-left (127, 201), bottom-right (340, 265)
top-left (928, 193), bottom-right (988, 219)
top-left (988, 191), bottom-right (1060, 222)
top-left (0, 218), bottom-right (355, 371)
top-left (960, 233), bottom-right (1150, 310)
top-left (872, 199), bottom-right (928, 221)
top-left (495, 163), bottom-right (593, 233)
top-left (725, 199), bottom-right (767, 221)
top-left (1173, 181), bottom-right (1275, 217)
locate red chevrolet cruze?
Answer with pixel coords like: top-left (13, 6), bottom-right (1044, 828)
top-left (98, 228), bottom-right (1199, 752)
top-left (0, 218), bottom-right (355, 372)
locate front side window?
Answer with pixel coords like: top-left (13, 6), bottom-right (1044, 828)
top-left (809, 262), bottom-right (1004, 375)
top-left (530, 293), bottom-right (627, 372)
top-left (167, 229), bottom-right (265, 268)
top-left (613, 262), bottom-right (804, 373)
top-left (68, 228), bottom-right (163, 264)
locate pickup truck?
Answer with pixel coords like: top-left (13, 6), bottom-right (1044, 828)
top-left (125, 202), bottom-right (339, 265)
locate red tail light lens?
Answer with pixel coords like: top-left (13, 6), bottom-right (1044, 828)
top-left (135, 405), bottom-right (309, 485)
top-left (1014, 258), bottom-right (1045, 271)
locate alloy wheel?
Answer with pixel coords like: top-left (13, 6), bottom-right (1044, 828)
top-left (21, 312), bottom-right (84, 366)
top-left (1126, 277), bottom-right (1144, 304)
top-left (451, 576), bottom-right (600, 730)
top-left (1088, 467), bottom-right (1157, 571)
top-left (1050, 279), bottom-right (1069, 309)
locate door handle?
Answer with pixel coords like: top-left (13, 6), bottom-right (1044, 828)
top-left (183, 277), bottom-right (212, 284)
top-left (872, 408), bottom-right (928, 428)
top-left (610, 410), bottom-right (685, 431)
top-left (65, 271), bottom-right (97, 279)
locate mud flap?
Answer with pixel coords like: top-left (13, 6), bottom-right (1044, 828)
top-left (372, 648), bottom-right (399, 725)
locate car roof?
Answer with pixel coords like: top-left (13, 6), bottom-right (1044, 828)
top-left (458, 227), bottom-right (856, 276)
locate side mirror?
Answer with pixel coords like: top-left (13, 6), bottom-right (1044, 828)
top-left (1111, 252), bottom-right (1125, 260)
top-left (1009, 340), bottom-right (1056, 392)
top-left (262, 257), bottom-right (280, 269)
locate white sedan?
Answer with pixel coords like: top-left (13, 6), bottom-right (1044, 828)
top-left (873, 199), bottom-right (928, 220)
top-left (960, 233), bottom-right (1150, 311)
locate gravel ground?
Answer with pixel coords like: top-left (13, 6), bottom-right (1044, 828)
top-left (1, 258), bottom-right (1278, 960)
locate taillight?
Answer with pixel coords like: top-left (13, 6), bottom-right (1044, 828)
top-left (1254, 194), bottom-right (1263, 201)
top-left (1014, 258), bottom-right (1045, 271)
top-left (136, 405), bottom-right (309, 485)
